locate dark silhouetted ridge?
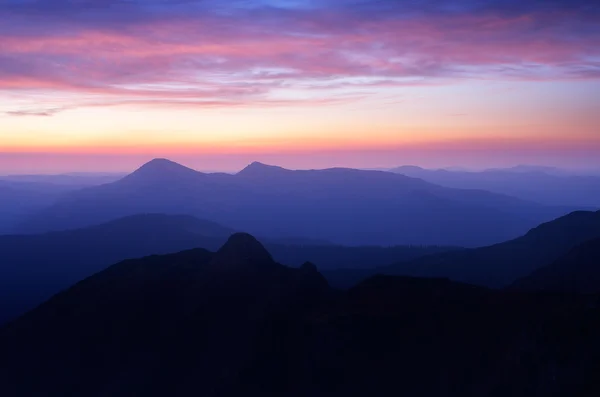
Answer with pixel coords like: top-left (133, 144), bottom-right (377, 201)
top-left (0, 234), bottom-right (334, 396)
top-left (0, 212), bottom-right (458, 325)
top-left (521, 210), bottom-right (600, 242)
top-left (300, 261), bottom-right (318, 273)
top-left (2, 237), bottom-right (600, 396)
top-left (513, 238), bottom-right (600, 294)
top-left (210, 232), bottom-right (276, 270)
top-left (335, 210), bottom-right (600, 289)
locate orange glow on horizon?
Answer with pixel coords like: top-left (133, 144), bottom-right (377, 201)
top-left (3, 135), bottom-right (599, 157)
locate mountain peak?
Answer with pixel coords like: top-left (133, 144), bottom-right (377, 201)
top-left (300, 261), bottom-right (318, 273)
top-left (138, 158), bottom-right (191, 172)
top-left (237, 161), bottom-right (287, 176)
top-left (123, 158), bottom-right (202, 183)
top-left (211, 233), bottom-right (275, 271)
top-left (392, 165), bottom-right (426, 172)
top-left (524, 210), bottom-right (600, 240)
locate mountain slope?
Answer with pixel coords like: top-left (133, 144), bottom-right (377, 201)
top-left (0, 180), bottom-right (78, 234)
top-left (512, 238), bottom-right (600, 293)
top-left (0, 214), bottom-right (234, 324)
top-left (1, 237), bottom-right (599, 396)
top-left (390, 165), bottom-right (600, 207)
top-left (18, 159), bottom-right (573, 247)
top-left (388, 210), bottom-right (600, 287)
top-left (0, 214), bottom-right (453, 324)
top-left (326, 210), bottom-right (600, 289)
top-left (0, 234), bottom-right (330, 396)
top-left (0, 173), bottom-right (124, 186)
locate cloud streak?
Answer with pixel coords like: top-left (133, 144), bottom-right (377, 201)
top-left (1, 0), bottom-right (599, 115)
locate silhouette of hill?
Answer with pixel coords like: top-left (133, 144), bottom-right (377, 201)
top-left (0, 173), bottom-right (130, 234)
top-left (390, 165), bottom-right (600, 207)
top-left (513, 238), bottom-right (600, 294)
top-left (236, 161), bottom-right (289, 178)
top-left (327, 210), bottom-right (600, 289)
top-left (120, 158), bottom-right (206, 186)
top-left (17, 159), bottom-right (574, 247)
top-left (0, 172), bottom-right (124, 186)
top-left (0, 180), bottom-right (79, 234)
top-left (1, 236), bottom-right (599, 396)
top-left (0, 234), bottom-right (331, 396)
top-left (0, 214), bottom-right (453, 324)
top-left (266, 242), bottom-right (455, 269)
top-left (495, 165), bottom-right (570, 175)
top-left (0, 214), bottom-right (233, 325)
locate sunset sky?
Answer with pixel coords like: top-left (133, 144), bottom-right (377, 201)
top-left (1, 0), bottom-right (599, 173)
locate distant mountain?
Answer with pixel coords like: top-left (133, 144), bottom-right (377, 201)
top-left (0, 180), bottom-right (79, 234)
top-left (491, 165), bottom-right (570, 175)
top-left (0, 173), bottom-right (128, 234)
top-left (327, 210), bottom-right (600, 289)
top-left (267, 236), bottom-right (333, 246)
top-left (390, 165), bottom-right (600, 207)
top-left (0, 173), bottom-right (124, 186)
top-left (0, 213), bottom-right (454, 324)
top-left (512, 238), bottom-right (600, 294)
top-left (1, 235), bottom-right (599, 396)
top-left (489, 165), bottom-right (600, 177)
top-left (17, 158), bottom-right (574, 247)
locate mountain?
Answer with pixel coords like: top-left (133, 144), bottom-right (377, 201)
top-left (0, 214), bottom-right (454, 325)
top-left (488, 165), bottom-right (600, 177)
top-left (16, 159), bottom-right (574, 247)
top-left (0, 172), bottom-right (124, 186)
top-left (494, 165), bottom-right (570, 175)
top-left (13, 159), bottom-right (245, 235)
top-left (0, 180), bottom-right (79, 234)
top-left (0, 173), bottom-right (127, 234)
top-left (326, 210), bottom-right (600, 289)
top-left (0, 234), bottom-right (330, 396)
top-left (1, 236), bottom-right (599, 396)
top-left (0, 214), bottom-right (234, 325)
top-left (266, 242), bottom-right (455, 269)
top-left (120, 158), bottom-right (207, 185)
top-left (390, 165), bottom-right (600, 207)
top-left (512, 238), bottom-right (600, 294)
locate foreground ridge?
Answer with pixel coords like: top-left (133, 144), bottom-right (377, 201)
top-left (1, 233), bottom-right (599, 396)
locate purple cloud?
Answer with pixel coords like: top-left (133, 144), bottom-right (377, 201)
top-left (0, 0), bottom-right (598, 115)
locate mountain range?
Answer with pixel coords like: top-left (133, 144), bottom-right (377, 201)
top-left (513, 238), bottom-right (600, 294)
top-left (15, 158), bottom-right (577, 247)
top-left (1, 233), bottom-right (599, 396)
top-left (0, 180), bottom-right (74, 234)
top-left (325, 210), bottom-right (600, 289)
top-left (0, 213), bottom-right (454, 325)
top-left (0, 172), bottom-right (124, 186)
top-left (390, 165), bottom-right (600, 207)
top-left (0, 174), bottom-right (123, 234)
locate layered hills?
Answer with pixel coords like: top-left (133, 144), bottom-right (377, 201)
top-left (1, 234), bottom-right (599, 396)
top-left (17, 159), bottom-right (574, 247)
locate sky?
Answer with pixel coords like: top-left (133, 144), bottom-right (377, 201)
top-left (0, 0), bottom-right (599, 173)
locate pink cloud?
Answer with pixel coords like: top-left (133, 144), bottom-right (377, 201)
top-left (0, 3), bottom-right (598, 115)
